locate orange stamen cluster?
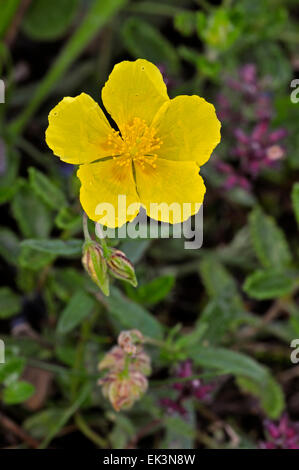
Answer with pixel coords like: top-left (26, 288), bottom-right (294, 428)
top-left (106, 117), bottom-right (162, 169)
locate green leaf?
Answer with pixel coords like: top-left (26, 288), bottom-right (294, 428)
top-left (109, 414), bottom-right (135, 449)
top-left (57, 290), bottom-right (95, 334)
top-left (126, 275), bottom-right (175, 305)
top-left (0, 287), bottom-right (21, 319)
top-left (39, 383), bottom-right (90, 448)
top-left (187, 346), bottom-right (284, 418)
top-left (20, 238), bottom-right (83, 256)
top-left (55, 206), bottom-right (81, 232)
top-left (55, 346), bottom-right (76, 367)
top-left (291, 182), bottom-right (299, 228)
top-left (226, 187), bottom-right (256, 207)
top-left (174, 12), bottom-right (196, 36)
top-left (237, 375), bottom-right (284, 419)
top-left (3, 380), bottom-right (35, 405)
top-left (289, 307), bottom-right (299, 336)
top-left (29, 167), bottom-right (67, 210)
top-left (243, 269), bottom-right (296, 300)
top-left (178, 46), bottom-right (220, 80)
top-left (22, 0), bottom-right (80, 41)
top-left (0, 182), bottom-right (22, 205)
top-left (50, 268), bottom-right (87, 302)
top-left (176, 322), bottom-right (207, 350)
top-left (189, 346), bottom-right (265, 381)
top-left (0, 357), bottom-right (25, 385)
top-left (199, 255), bottom-right (236, 297)
top-left (11, 183), bottom-right (52, 238)
top-left (196, 7), bottom-right (242, 51)
top-left (0, 227), bottom-right (20, 264)
top-left (197, 257), bottom-right (245, 343)
top-left (163, 406), bottom-right (196, 449)
top-left (196, 297), bottom-right (241, 346)
top-left (199, 255), bottom-right (244, 311)
top-left (249, 207), bottom-right (291, 268)
top-left (122, 17), bottom-right (180, 74)
top-left (254, 42), bottom-right (291, 89)
top-left (0, 147), bottom-right (20, 204)
top-left (19, 245), bottom-right (55, 271)
top-left (217, 226), bottom-right (257, 270)
top-left (23, 408), bottom-right (66, 440)
top-left (107, 287), bottom-right (163, 339)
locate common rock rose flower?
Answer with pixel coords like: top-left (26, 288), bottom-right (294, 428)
top-left (46, 59), bottom-right (221, 227)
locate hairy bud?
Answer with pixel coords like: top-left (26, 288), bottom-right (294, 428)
top-left (82, 241), bottom-right (109, 296)
top-left (118, 329), bottom-right (144, 355)
top-left (107, 249), bottom-right (137, 287)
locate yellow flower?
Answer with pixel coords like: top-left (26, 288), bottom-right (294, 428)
top-left (46, 59), bottom-right (221, 227)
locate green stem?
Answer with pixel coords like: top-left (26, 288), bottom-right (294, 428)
top-left (39, 383), bottom-right (90, 449)
top-left (96, 224), bottom-right (110, 258)
top-left (8, 0), bottom-right (127, 136)
top-left (71, 319), bottom-right (92, 399)
top-left (25, 357), bottom-right (103, 381)
top-left (75, 413), bottom-right (107, 448)
top-left (70, 307), bottom-right (101, 398)
top-left (119, 353), bottom-right (131, 379)
top-left (82, 212), bottom-right (92, 242)
top-left (144, 336), bottom-right (176, 352)
top-left (0, 0), bottom-right (21, 38)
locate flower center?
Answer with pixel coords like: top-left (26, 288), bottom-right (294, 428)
top-left (106, 117), bottom-right (162, 169)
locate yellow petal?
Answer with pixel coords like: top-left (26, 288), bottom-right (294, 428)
top-left (46, 93), bottom-right (112, 164)
top-left (152, 95), bottom-right (221, 166)
top-left (102, 59), bottom-right (169, 132)
top-left (135, 158), bottom-right (206, 224)
top-left (77, 159), bottom-right (140, 228)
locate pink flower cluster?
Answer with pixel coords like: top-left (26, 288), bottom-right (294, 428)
top-left (261, 414), bottom-right (299, 449)
top-left (215, 64), bottom-right (287, 191)
top-left (160, 359), bottom-right (214, 416)
top-left (98, 330), bottom-right (151, 411)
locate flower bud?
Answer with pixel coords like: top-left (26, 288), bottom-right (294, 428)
top-left (106, 249), bottom-right (137, 287)
top-left (132, 351), bottom-right (152, 376)
top-left (118, 329), bottom-right (144, 355)
top-left (82, 241), bottom-right (109, 296)
top-left (98, 329), bottom-right (151, 411)
top-left (99, 371), bottom-right (148, 411)
top-left (98, 346), bottom-right (125, 372)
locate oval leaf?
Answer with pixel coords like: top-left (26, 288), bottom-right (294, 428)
top-left (57, 290), bottom-right (95, 334)
top-left (243, 269), bottom-right (295, 300)
top-left (20, 239), bottom-right (83, 256)
top-left (3, 381), bottom-right (35, 405)
top-left (0, 287), bottom-right (21, 319)
top-left (107, 287), bottom-right (163, 339)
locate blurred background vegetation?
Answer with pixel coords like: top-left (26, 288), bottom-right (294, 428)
top-left (0, 0), bottom-right (299, 449)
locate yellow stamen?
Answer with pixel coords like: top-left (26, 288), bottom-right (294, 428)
top-left (105, 117), bottom-right (162, 169)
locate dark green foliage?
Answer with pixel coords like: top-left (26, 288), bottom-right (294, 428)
top-left (0, 0), bottom-right (298, 451)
